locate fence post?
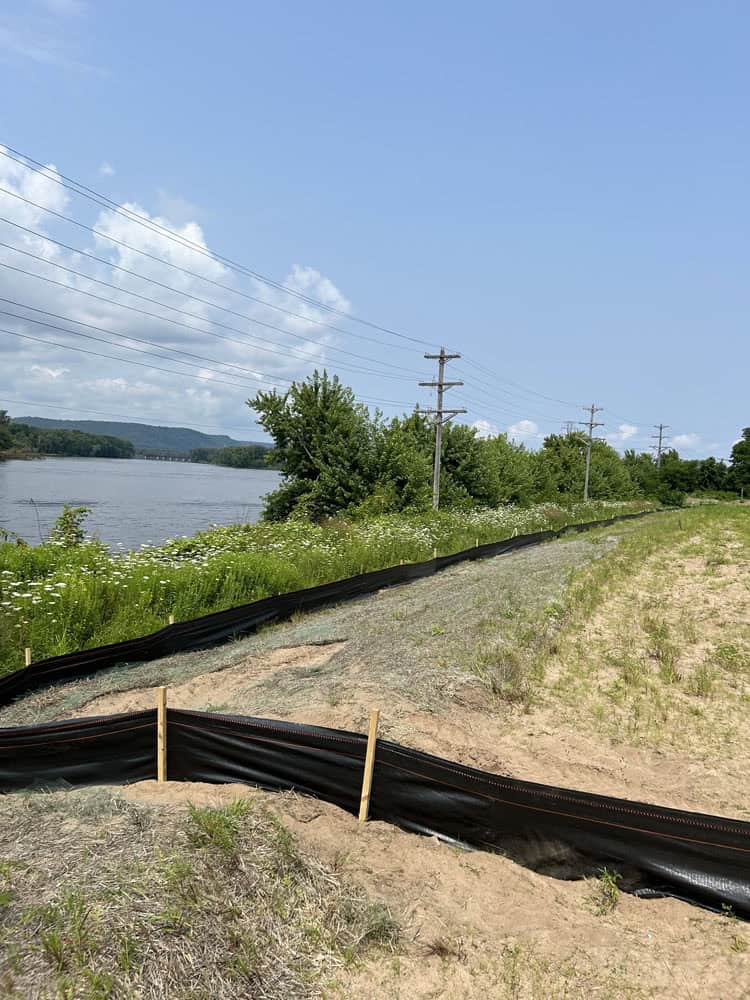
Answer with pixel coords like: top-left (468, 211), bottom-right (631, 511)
top-left (433, 547), bottom-right (437, 560)
top-left (475, 538), bottom-right (479, 548)
top-left (358, 709), bottom-right (380, 824)
top-left (24, 647), bottom-right (31, 667)
top-left (157, 686), bottom-right (167, 783)
top-left (168, 614), bottom-right (174, 625)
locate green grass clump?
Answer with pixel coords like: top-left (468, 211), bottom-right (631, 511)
top-left (589, 867), bottom-right (622, 915)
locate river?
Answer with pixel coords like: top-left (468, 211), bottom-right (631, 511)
top-left (0, 457), bottom-right (280, 549)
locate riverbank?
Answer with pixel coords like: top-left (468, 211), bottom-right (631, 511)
top-left (1, 505), bottom-right (747, 999)
top-left (0, 500), bottom-right (651, 676)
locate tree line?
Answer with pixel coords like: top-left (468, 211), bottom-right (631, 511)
top-left (189, 444), bottom-right (274, 469)
top-left (0, 412), bottom-right (134, 460)
top-left (249, 371), bottom-right (750, 521)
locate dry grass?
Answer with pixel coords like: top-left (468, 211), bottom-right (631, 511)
top-left (0, 788), bottom-right (397, 999)
top-left (543, 506), bottom-right (750, 759)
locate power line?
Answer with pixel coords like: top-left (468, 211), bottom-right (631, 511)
top-left (0, 305), bottom-right (288, 388)
top-left (1, 326), bottom-right (282, 390)
top-left (0, 214), bottom-right (426, 378)
top-left (0, 144), bottom-right (439, 349)
top-left (0, 259), bottom-right (425, 409)
top-left (0, 144), bottom-right (701, 441)
top-left (458, 356), bottom-right (584, 408)
top-left (0, 297), bottom-right (305, 384)
top-left (0, 185), bottom-right (421, 356)
top-left (451, 388), bottom-right (573, 427)
top-left (0, 145), bottom-right (623, 426)
top-left (0, 326), bottom-right (412, 409)
top-left (1, 257), bottom-right (382, 385)
top-left (452, 366), bottom-right (579, 417)
top-left (0, 241), bottom-right (419, 382)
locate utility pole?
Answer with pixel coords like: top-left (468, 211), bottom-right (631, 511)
top-left (578, 403), bottom-right (604, 501)
top-left (417, 347), bottom-right (466, 509)
top-left (651, 423), bottom-right (669, 468)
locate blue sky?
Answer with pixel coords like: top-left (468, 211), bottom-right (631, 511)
top-left (0, 0), bottom-right (747, 457)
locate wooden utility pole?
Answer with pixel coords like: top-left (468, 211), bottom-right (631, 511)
top-left (417, 347), bottom-right (466, 510)
top-left (579, 404), bottom-right (604, 501)
top-left (651, 424), bottom-right (669, 468)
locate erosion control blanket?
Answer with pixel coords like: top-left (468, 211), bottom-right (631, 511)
top-left (0, 511), bottom-right (654, 708)
top-left (2, 708), bottom-right (749, 918)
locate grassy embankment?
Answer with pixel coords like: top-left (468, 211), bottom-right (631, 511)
top-left (0, 501), bottom-right (650, 677)
top-left (471, 503), bottom-right (750, 758)
top-left (0, 789), bottom-right (397, 999)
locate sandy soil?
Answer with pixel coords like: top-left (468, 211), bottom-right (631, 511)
top-left (124, 780), bottom-right (749, 999)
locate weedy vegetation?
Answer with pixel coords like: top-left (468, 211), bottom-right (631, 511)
top-left (0, 499), bottom-right (647, 676)
top-left (589, 868), bottom-right (622, 916)
top-left (0, 789), bottom-right (398, 999)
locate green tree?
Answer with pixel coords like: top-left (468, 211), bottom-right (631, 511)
top-left (623, 450), bottom-right (660, 496)
top-left (368, 412), bottom-right (433, 512)
top-left (248, 371), bottom-right (380, 520)
top-left (730, 428), bottom-right (750, 492)
top-left (535, 432), bottom-right (635, 500)
top-left (484, 434), bottom-right (536, 504)
top-left (0, 410), bottom-right (12, 452)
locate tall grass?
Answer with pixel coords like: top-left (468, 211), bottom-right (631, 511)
top-left (0, 500), bottom-right (650, 676)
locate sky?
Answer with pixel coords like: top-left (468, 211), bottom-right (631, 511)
top-left (0, 0), bottom-right (747, 457)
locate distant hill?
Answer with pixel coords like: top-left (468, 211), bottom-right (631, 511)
top-left (13, 417), bottom-right (269, 455)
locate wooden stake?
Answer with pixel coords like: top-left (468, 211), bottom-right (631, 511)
top-left (157, 686), bottom-right (167, 783)
top-left (168, 614), bottom-right (174, 625)
top-left (475, 538), bottom-right (479, 548)
top-left (358, 709), bottom-right (380, 824)
top-left (24, 647), bottom-right (31, 667)
top-left (400, 559), bottom-right (404, 565)
top-left (433, 547), bottom-right (437, 560)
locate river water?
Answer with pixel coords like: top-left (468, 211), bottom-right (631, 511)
top-left (0, 457), bottom-right (280, 549)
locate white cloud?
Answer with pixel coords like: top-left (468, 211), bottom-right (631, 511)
top-left (607, 422), bottom-right (638, 445)
top-left (673, 433), bottom-right (700, 451)
top-left (99, 162), bottom-right (115, 177)
top-left (30, 364), bottom-right (69, 382)
top-left (471, 418), bottom-right (499, 439)
top-left (507, 419), bottom-right (542, 444)
top-left (0, 147), bottom-right (356, 437)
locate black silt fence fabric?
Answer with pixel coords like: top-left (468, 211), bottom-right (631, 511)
top-left (0, 512), bottom-right (654, 710)
top-left (167, 709), bottom-right (366, 816)
top-left (0, 710), bottom-right (156, 791)
top-left (168, 710), bottom-right (750, 918)
top-left (1, 705), bottom-right (748, 918)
